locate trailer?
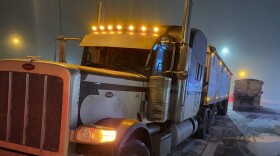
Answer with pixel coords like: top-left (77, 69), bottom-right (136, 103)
top-left (0, 0), bottom-right (232, 155)
top-left (233, 79), bottom-right (263, 111)
top-left (196, 45), bottom-right (232, 137)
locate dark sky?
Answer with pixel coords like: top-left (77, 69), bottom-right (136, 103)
top-left (0, 0), bottom-right (279, 104)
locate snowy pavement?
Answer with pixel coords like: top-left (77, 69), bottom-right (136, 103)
top-left (228, 103), bottom-right (280, 156)
top-left (169, 102), bottom-right (280, 156)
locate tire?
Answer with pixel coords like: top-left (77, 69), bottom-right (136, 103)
top-left (217, 101), bottom-right (228, 116)
top-left (222, 101), bottom-right (228, 115)
top-left (119, 140), bottom-right (150, 156)
top-left (205, 110), bottom-right (210, 134)
top-left (208, 108), bottom-right (216, 125)
top-left (194, 109), bottom-right (209, 138)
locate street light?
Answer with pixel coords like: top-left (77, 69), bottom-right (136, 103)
top-left (239, 70), bottom-right (247, 79)
top-left (12, 37), bottom-right (21, 58)
top-left (13, 38), bottom-right (19, 44)
top-left (222, 47), bottom-right (229, 54)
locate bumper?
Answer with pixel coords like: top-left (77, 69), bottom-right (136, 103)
top-left (0, 148), bottom-right (31, 156)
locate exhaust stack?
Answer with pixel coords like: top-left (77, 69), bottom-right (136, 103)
top-left (181, 0), bottom-right (193, 44)
top-left (177, 0), bottom-right (193, 72)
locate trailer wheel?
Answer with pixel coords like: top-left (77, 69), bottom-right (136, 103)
top-left (119, 140), bottom-right (150, 156)
top-left (194, 110), bottom-right (209, 138)
top-left (218, 101), bottom-right (228, 116)
top-left (209, 109), bottom-right (216, 125)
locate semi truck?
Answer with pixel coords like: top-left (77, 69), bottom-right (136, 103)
top-left (0, 0), bottom-right (232, 155)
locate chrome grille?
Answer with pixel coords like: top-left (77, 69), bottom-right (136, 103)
top-left (0, 71), bottom-right (63, 152)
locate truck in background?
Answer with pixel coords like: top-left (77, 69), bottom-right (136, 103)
top-left (0, 0), bottom-right (232, 155)
top-left (233, 79), bottom-right (263, 111)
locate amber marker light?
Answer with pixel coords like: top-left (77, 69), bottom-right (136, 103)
top-left (107, 25), bottom-right (113, 30)
top-left (211, 53), bottom-right (215, 56)
top-left (128, 25), bottom-right (134, 31)
top-left (219, 61), bottom-right (222, 66)
top-left (141, 26), bottom-right (146, 32)
top-left (117, 25), bottom-right (122, 30)
top-left (154, 27), bottom-right (159, 33)
top-left (74, 125), bottom-right (116, 144)
top-left (99, 25), bottom-right (105, 30)
top-left (206, 96), bottom-right (210, 102)
top-left (92, 26), bottom-right (97, 31)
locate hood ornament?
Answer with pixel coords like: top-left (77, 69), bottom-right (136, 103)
top-left (26, 56), bottom-right (41, 63)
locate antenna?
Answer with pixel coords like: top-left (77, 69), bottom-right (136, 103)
top-left (97, 1), bottom-right (102, 27)
top-left (59, 0), bottom-right (63, 35)
top-left (54, 0), bottom-right (63, 62)
top-left (97, 1), bottom-right (105, 27)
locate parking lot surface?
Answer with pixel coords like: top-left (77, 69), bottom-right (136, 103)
top-left (169, 103), bottom-right (280, 156)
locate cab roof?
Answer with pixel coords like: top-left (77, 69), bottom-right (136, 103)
top-left (79, 25), bottom-right (183, 49)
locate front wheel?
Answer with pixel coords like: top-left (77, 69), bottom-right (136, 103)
top-left (194, 109), bottom-right (209, 139)
top-left (119, 140), bottom-right (150, 156)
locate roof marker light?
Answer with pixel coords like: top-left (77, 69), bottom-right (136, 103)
top-left (108, 25), bottom-right (113, 30)
top-left (117, 25), bottom-right (122, 30)
top-left (154, 27), bottom-right (159, 33)
top-left (141, 26), bottom-right (146, 32)
top-left (128, 25), bottom-right (134, 31)
top-left (99, 25), bottom-right (105, 30)
top-left (92, 26), bottom-right (97, 31)
top-left (219, 61), bottom-right (222, 66)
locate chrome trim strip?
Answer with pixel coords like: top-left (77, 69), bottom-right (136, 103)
top-left (40, 75), bottom-right (47, 149)
top-left (22, 73), bottom-right (29, 145)
top-left (6, 72), bottom-right (12, 141)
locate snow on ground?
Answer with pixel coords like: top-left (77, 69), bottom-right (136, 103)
top-left (247, 133), bottom-right (280, 156)
top-left (169, 102), bottom-right (280, 156)
top-left (228, 102), bottom-right (280, 156)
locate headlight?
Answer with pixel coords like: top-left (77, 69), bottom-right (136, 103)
top-left (74, 125), bottom-right (116, 144)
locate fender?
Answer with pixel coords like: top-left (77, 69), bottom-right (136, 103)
top-left (96, 118), bottom-right (152, 155)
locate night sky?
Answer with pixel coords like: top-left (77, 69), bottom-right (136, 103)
top-left (0, 0), bottom-right (279, 104)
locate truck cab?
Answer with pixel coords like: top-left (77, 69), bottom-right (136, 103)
top-left (0, 0), bottom-right (232, 155)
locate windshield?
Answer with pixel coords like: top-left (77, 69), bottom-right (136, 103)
top-left (82, 46), bottom-right (150, 73)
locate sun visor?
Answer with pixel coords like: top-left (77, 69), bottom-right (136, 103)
top-left (80, 33), bottom-right (158, 49)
